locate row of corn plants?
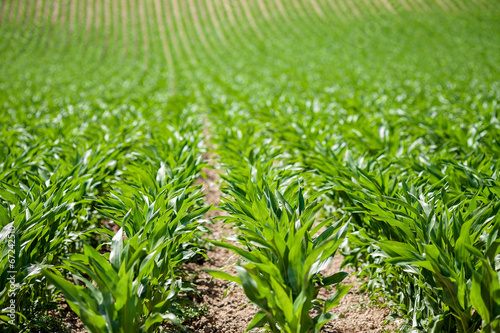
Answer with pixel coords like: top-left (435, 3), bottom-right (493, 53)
top-left (0, 93), bottom-right (210, 331)
top-left (204, 106), bottom-right (353, 332)
top-left (286, 88), bottom-right (500, 332)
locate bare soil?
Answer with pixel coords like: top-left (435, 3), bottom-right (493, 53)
top-left (51, 300), bottom-right (87, 333)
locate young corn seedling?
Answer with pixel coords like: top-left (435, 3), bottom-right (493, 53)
top-left (43, 230), bottom-right (181, 333)
top-left (471, 259), bottom-right (500, 333)
top-left (208, 177), bottom-right (351, 333)
top-left (0, 170), bottom-right (111, 330)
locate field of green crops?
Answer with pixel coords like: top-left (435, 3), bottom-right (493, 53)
top-left (1, 0), bottom-right (500, 332)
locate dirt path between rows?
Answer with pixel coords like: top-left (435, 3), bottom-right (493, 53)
top-left (186, 160), bottom-right (256, 332)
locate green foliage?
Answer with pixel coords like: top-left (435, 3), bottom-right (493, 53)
top-left (0, 87), bottom-right (208, 331)
top-left (209, 176), bottom-right (351, 332)
top-left (1, 0), bottom-right (500, 332)
top-left (43, 232), bottom-right (182, 333)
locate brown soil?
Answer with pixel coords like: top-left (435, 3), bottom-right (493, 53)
top-left (318, 256), bottom-right (401, 332)
top-left (183, 230), bottom-right (257, 333)
top-left (50, 300), bottom-right (87, 333)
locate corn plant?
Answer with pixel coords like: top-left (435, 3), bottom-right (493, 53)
top-left (0, 168), bottom-right (113, 329)
top-left (471, 260), bottom-right (500, 333)
top-left (359, 184), bottom-right (499, 332)
top-left (43, 230), bottom-right (182, 333)
top-left (209, 177), bottom-right (350, 332)
top-left (38, 152), bottom-right (210, 332)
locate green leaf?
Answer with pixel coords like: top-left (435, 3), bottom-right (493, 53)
top-left (209, 240), bottom-right (260, 263)
top-left (246, 310), bottom-right (268, 331)
top-left (321, 272), bottom-right (349, 286)
top-left (206, 269), bottom-right (242, 285)
top-left (325, 284), bottom-right (352, 311)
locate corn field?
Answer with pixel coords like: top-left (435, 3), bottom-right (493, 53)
top-left (1, 0), bottom-right (499, 332)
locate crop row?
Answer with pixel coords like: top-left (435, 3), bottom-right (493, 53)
top-left (0, 92), bottom-right (213, 331)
